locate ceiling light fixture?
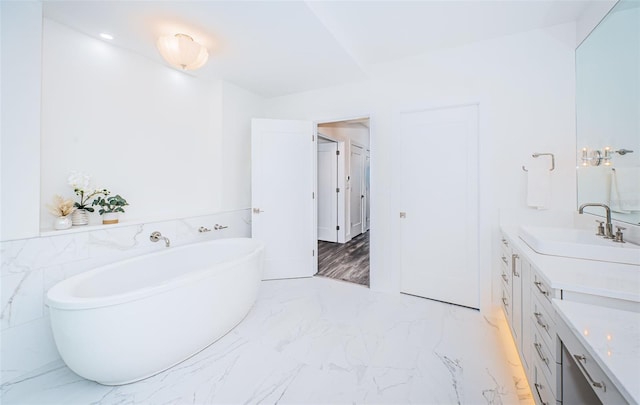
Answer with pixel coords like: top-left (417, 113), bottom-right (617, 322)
top-left (100, 33), bottom-right (114, 40)
top-left (156, 33), bottom-right (208, 71)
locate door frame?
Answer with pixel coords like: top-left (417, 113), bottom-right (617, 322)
top-left (315, 114), bottom-right (372, 280)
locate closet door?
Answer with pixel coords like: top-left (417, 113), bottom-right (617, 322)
top-left (318, 142), bottom-right (338, 242)
top-left (350, 144), bottom-right (364, 239)
top-left (365, 150), bottom-right (371, 232)
top-left (398, 105), bottom-right (479, 309)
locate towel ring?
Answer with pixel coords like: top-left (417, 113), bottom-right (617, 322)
top-left (522, 152), bottom-right (554, 172)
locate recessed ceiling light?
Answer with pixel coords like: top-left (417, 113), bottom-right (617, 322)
top-left (100, 33), bottom-right (114, 40)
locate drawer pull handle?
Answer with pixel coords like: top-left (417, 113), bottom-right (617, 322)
top-left (534, 342), bottom-right (549, 365)
top-left (502, 238), bottom-right (509, 247)
top-left (534, 281), bottom-right (549, 296)
top-left (511, 254), bottom-right (520, 277)
top-left (501, 273), bottom-right (508, 283)
top-left (534, 312), bottom-right (549, 331)
top-left (534, 383), bottom-right (549, 405)
top-left (501, 256), bottom-right (508, 265)
top-left (502, 297), bottom-right (508, 307)
top-left (573, 354), bottom-right (606, 392)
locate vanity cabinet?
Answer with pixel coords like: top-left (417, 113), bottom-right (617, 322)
top-left (499, 233), bottom-right (533, 378)
top-left (498, 227), bottom-right (639, 405)
top-left (498, 232), bottom-right (561, 405)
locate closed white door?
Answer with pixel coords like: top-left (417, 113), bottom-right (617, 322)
top-left (318, 141), bottom-right (338, 242)
top-left (398, 105), bottom-right (479, 309)
top-left (349, 145), bottom-right (364, 239)
top-left (251, 119), bottom-right (316, 280)
top-left (365, 151), bottom-right (371, 232)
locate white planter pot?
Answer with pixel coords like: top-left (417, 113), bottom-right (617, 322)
top-left (102, 212), bottom-right (119, 225)
top-left (53, 216), bottom-right (72, 230)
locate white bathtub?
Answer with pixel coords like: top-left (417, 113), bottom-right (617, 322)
top-left (46, 237), bottom-right (264, 385)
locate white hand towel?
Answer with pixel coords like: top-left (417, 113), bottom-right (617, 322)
top-left (527, 168), bottom-right (551, 209)
top-left (610, 167), bottom-right (640, 213)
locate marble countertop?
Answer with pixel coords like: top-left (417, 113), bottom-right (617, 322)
top-left (502, 225), bottom-right (640, 303)
top-left (553, 299), bottom-right (640, 404)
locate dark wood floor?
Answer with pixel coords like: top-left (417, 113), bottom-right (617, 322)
top-left (316, 231), bottom-right (370, 287)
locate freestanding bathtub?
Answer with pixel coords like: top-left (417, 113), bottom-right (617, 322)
top-left (46, 237), bottom-right (264, 385)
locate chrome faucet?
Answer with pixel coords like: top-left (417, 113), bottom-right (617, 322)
top-left (578, 203), bottom-right (613, 239)
top-left (150, 231), bottom-right (171, 247)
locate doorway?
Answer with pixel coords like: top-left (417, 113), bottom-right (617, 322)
top-left (315, 118), bottom-right (370, 287)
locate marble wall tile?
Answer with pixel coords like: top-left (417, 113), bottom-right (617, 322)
top-left (1, 270), bottom-right (43, 330)
top-left (176, 210), bottom-right (251, 245)
top-left (86, 223), bottom-right (158, 258)
top-left (1, 233), bottom-right (90, 276)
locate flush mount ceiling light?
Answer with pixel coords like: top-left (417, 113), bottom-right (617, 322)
top-left (156, 33), bottom-right (208, 71)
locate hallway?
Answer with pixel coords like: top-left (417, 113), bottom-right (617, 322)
top-left (316, 231), bottom-right (369, 287)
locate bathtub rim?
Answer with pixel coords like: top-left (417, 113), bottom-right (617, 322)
top-left (46, 237), bottom-right (263, 311)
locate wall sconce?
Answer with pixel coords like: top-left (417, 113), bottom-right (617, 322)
top-left (580, 147), bottom-right (634, 166)
top-left (157, 33), bottom-right (208, 71)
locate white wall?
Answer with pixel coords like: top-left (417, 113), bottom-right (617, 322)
top-left (264, 23), bottom-right (578, 314)
top-left (0, 2), bottom-right (42, 241)
top-left (575, 0), bottom-right (617, 46)
top-left (319, 123), bottom-right (370, 149)
top-left (220, 81), bottom-right (264, 211)
top-left (40, 20), bottom-right (226, 229)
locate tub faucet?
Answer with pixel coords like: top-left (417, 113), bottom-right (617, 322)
top-left (150, 231), bottom-right (171, 247)
top-left (578, 203), bottom-right (613, 239)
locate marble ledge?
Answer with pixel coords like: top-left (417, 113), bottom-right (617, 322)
top-left (39, 208), bottom-right (251, 237)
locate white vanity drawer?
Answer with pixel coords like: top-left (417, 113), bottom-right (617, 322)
top-left (533, 330), bottom-right (559, 398)
top-left (499, 235), bottom-right (511, 253)
top-left (531, 295), bottom-right (557, 355)
top-left (559, 320), bottom-right (627, 405)
top-left (533, 361), bottom-right (559, 405)
top-left (501, 284), bottom-right (511, 319)
top-left (499, 236), bottom-right (512, 287)
top-left (500, 257), bottom-right (511, 289)
top-left (531, 270), bottom-right (555, 312)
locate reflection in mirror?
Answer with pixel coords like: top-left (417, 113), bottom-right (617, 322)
top-left (576, 0), bottom-right (640, 225)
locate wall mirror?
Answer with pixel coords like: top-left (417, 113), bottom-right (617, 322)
top-left (576, 0), bottom-right (639, 225)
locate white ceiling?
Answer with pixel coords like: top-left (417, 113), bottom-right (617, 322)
top-left (42, 0), bottom-right (593, 98)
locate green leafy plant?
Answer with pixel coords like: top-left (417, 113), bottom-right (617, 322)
top-left (92, 194), bottom-right (129, 215)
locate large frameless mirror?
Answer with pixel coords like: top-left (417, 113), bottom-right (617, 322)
top-left (576, 0), bottom-right (640, 224)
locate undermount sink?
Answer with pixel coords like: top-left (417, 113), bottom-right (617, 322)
top-left (519, 226), bottom-right (640, 266)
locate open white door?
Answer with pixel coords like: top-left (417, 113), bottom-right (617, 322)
top-left (318, 141), bottom-right (338, 242)
top-left (398, 105), bottom-right (479, 309)
top-left (252, 118), bottom-right (316, 280)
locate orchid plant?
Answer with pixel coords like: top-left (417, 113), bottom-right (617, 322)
top-left (67, 171), bottom-right (109, 212)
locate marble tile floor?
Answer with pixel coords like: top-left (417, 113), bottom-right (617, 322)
top-left (317, 231), bottom-right (370, 287)
top-left (1, 277), bottom-right (533, 404)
